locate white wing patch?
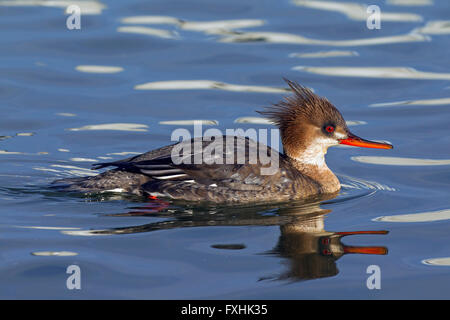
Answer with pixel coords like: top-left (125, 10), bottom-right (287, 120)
top-left (153, 174), bottom-right (188, 180)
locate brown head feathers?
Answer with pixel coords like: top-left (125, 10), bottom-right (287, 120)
top-left (257, 79), bottom-right (350, 160)
top-left (258, 79), bottom-right (347, 131)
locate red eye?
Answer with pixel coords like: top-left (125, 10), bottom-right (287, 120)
top-left (325, 125), bottom-right (335, 133)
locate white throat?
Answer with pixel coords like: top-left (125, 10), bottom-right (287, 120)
top-left (292, 137), bottom-right (338, 169)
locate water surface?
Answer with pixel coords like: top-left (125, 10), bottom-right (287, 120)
top-left (0, 0), bottom-right (449, 299)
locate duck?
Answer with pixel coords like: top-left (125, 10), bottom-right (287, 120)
top-left (53, 79), bottom-right (393, 203)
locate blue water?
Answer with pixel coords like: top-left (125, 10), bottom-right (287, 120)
top-left (1, 0), bottom-right (450, 299)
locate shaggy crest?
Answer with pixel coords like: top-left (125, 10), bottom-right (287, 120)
top-left (258, 79), bottom-right (347, 131)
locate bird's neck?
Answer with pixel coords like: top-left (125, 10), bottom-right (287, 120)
top-left (287, 146), bottom-right (341, 194)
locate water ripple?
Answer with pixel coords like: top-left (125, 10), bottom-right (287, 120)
top-left (234, 117), bottom-right (273, 124)
top-left (120, 16), bottom-right (265, 34)
top-left (370, 97), bottom-right (450, 107)
top-left (387, 0), bottom-right (433, 6)
top-left (34, 164), bottom-right (98, 177)
top-left (31, 251), bottom-right (78, 257)
top-left (134, 80), bottom-right (289, 93)
top-left (352, 156), bottom-right (450, 166)
top-left (1, 150), bottom-right (47, 155)
top-left (289, 50), bottom-right (359, 58)
top-left (0, 0), bottom-right (106, 15)
top-left (294, 66), bottom-right (450, 80)
top-left (339, 174), bottom-right (396, 191)
top-left (219, 31), bottom-right (428, 46)
top-left (117, 26), bottom-right (179, 39)
top-left (293, 0), bottom-right (422, 22)
top-left (422, 257), bottom-right (450, 266)
top-left (118, 13), bottom-right (428, 47)
top-left (75, 65), bottom-right (124, 74)
top-left (414, 20), bottom-right (450, 35)
top-left (67, 123), bottom-right (149, 132)
top-left (374, 208), bottom-right (450, 222)
top-left (159, 120), bottom-right (218, 126)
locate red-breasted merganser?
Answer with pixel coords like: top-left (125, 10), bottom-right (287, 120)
top-left (53, 79), bottom-right (392, 203)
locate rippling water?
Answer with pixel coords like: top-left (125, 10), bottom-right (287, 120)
top-left (1, 0), bottom-right (449, 299)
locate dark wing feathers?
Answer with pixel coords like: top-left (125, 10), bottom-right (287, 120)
top-left (91, 136), bottom-right (279, 188)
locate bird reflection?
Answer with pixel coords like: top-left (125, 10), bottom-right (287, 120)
top-left (68, 196), bottom-right (388, 281)
top-left (267, 219), bottom-right (387, 281)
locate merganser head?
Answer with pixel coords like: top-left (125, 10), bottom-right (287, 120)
top-left (259, 79), bottom-right (393, 166)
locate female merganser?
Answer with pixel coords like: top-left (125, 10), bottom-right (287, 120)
top-left (53, 79), bottom-right (392, 203)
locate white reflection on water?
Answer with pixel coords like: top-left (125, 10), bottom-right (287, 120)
top-left (1, 150), bottom-right (47, 155)
top-left (352, 156), bottom-right (450, 166)
top-left (134, 80), bottom-right (289, 93)
top-left (120, 16), bottom-right (265, 34)
top-left (17, 226), bottom-right (80, 230)
top-left (0, 0), bottom-right (106, 14)
top-left (31, 251), bottom-right (78, 256)
top-left (181, 19), bottom-right (265, 33)
top-left (293, 0), bottom-right (422, 22)
top-left (75, 65), bottom-right (124, 74)
top-left (36, 164), bottom-right (98, 177)
top-left (0, 150), bottom-right (24, 155)
top-left (387, 0), bottom-right (433, 6)
top-left (117, 18), bottom-right (265, 39)
top-left (0, 133), bottom-right (34, 141)
top-left (371, 97), bottom-right (450, 107)
top-left (67, 123), bottom-right (148, 132)
top-left (16, 132), bottom-right (34, 136)
top-left (56, 113), bottom-right (77, 117)
top-left (120, 15), bottom-right (182, 25)
top-left (422, 257), bottom-right (450, 266)
top-left (119, 14), bottom-right (428, 47)
top-left (289, 50), bottom-right (359, 58)
top-left (70, 157), bottom-right (98, 162)
top-left (374, 208), bottom-right (450, 222)
top-left (33, 167), bottom-right (60, 174)
top-left (106, 152), bottom-right (141, 156)
top-left (62, 229), bottom-right (109, 236)
top-left (159, 120), bottom-right (218, 125)
top-left (234, 117), bottom-right (273, 124)
top-left (117, 26), bottom-right (178, 39)
top-left (294, 66), bottom-right (450, 80)
top-left (345, 120), bottom-right (367, 126)
top-left (219, 31), bottom-right (428, 46)
top-left (414, 20), bottom-right (450, 35)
